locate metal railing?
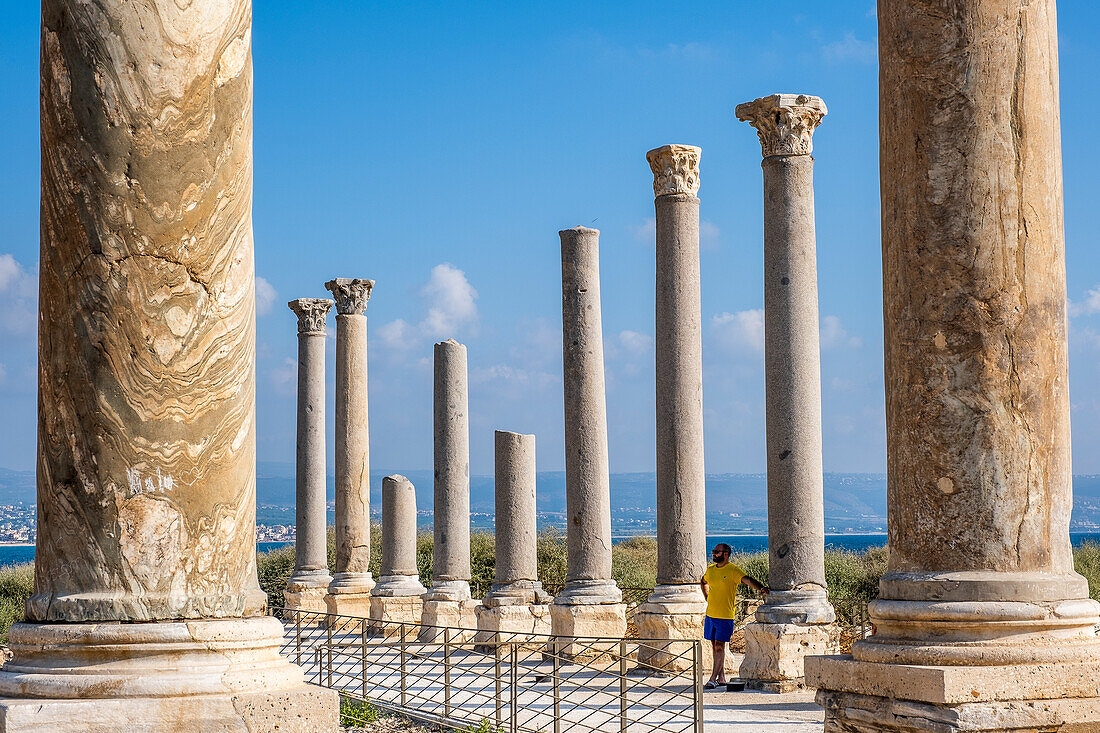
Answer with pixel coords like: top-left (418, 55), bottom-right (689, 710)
top-left (279, 609), bottom-right (703, 733)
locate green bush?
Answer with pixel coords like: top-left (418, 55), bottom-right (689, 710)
top-left (338, 695), bottom-right (379, 726)
top-left (1074, 541), bottom-right (1100, 601)
top-left (611, 536), bottom-right (658, 589)
top-left (0, 563), bottom-right (33, 644)
top-left (536, 527), bottom-right (568, 588)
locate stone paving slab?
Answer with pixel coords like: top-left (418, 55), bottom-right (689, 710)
top-left (702, 688), bottom-right (823, 731)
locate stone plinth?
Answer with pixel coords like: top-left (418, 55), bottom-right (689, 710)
top-left (739, 623), bottom-right (838, 692)
top-left (0, 618), bottom-right (337, 732)
top-left (633, 586), bottom-right (708, 673)
top-left (475, 603), bottom-right (551, 641)
top-left (283, 581), bottom-right (329, 616)
top-left (368, 596), bottom-right (423, 636)
top-left (420, 598), bottom-right (480, 643)
top-left (324, 589), bottom-right (372, 619)
top-left (547, 603), bottom-right (627, 659)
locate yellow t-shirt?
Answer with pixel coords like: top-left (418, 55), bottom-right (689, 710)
top-left (703, 562), bottom-right (745, 620)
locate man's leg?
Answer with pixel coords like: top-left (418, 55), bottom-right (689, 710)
top-left (711, 640), bottom-right (726, 683)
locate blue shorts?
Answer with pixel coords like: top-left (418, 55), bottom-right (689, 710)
top-left (703, 616), bottom-right (734, 642)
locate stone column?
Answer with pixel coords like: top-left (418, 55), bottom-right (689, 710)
top-left (0, 1), bottom-right (337, 728)
top-left (285, 298), bottom-right (334, 614)
top-left (736, 94), bottom-right (837, 692)
top-left (808, 1), bottom-right (1100, 728)
top-left (420, 339), bottom-right (478, 639)
top-left (634, 145), bottom-right (709, 672)
top-left (550, 227), bottom-right (626, 655)
top-left (475, 431), bottom-right (550, 639)
top-left (323, 278), bottom-right (375, 618)
top-left (370, 475), bottom-right (426, 630)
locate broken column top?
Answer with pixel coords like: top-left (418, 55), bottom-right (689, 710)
top-left (288, 298), bottom-right (334, 333)
top-left (646, 144), bottom-right (701, 197)
top-left (735, 94), bottom-right (827, 158)
top-left (560, 226), bottom-right (600, 236)
top-left (324, 278), bottom-right (374, 315)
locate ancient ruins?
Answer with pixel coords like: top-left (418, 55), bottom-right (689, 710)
top-left (1, 0), bottom-right (1097, 730)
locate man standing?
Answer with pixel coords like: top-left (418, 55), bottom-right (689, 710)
top-left (700, 543), bottom-right (768, 688)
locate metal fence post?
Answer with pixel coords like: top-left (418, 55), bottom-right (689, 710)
top-left (619, 639), bottom-right (628, 733)
top-left (444, 627), bottom-right (452, 720)
top-left (400, 623), bottom-right (407, 708)
top-left (552, 648), bottom-right (561, 733)
top-left (361, 619), bottom-right (368, 699)
top-left (510, 643), bottom-right (519, 731)
top-left (693, 641), bottom-right (703, 733)
top-left (493, 636), bottom-right (503, 729)
top-left (295, 614), bottom-right (301, 665)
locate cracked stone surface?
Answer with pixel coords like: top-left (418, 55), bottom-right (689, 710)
top-left (34, 0), bottom-right (264, 623)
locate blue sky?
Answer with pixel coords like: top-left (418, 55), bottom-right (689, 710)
top-left (2, 2), bottom-right (1100, 476)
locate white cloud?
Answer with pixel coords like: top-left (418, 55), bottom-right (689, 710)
top-left (0, 254), bottom-right (38, 336)
top-left (377, 318), bottom-right (416, 350)
top-left (1069, 286), bottom-right (1100, 317)
top-left (255, 277), bottom-right (277, 316)
top-left (712, 309), bottom-right (765, 353)
top-left (618, 330), bottom-right (653, 356)
top-left (700, 220), bottom-right (721, 250)
top-left (419, 263), bottom-right (478, 338)
top-left (270, 357), bottom-right (296, 387)
top-left (820, 315), bottom-right (862, 349)
top-left (630, 218), bottom-right (656, 243)
top-left (822, 32), bottom-right (876, 64)
top-left (471, 364), bottom-right (559, 390)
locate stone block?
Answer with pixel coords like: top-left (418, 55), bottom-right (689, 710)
top-left (474, 603), bottom-right (551, 643)
top-left (418, 599), bottom-right (479, 642)
top-left (324, 591), bottom-right (372, 619)
top-left (633, 602), bottom-right (706, 673)
top-left (548, 603), bottom-right (626, 659)
top-left (368, 595), bottom-right (422, 636)
top-left (283, 584), bottom-right (329, 616)
top-left (739, 622), bottom-right (838, 691)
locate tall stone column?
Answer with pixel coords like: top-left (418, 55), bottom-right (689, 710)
top-left (736, 94), bottom-right (837, 692)
top-left (475, 431), bottom-right (550, 639)
top-left (420, 339), bottom-right (478, 639)
top-left (550, 226), bottom-right (626, 655)
top-left (808, 2), bottom-right (1100, 729)
top-left (0, 1), bottom-right (338, 728)
top-left (634, 145), bottom-right (709, 672)
top-left (285, 298), bottom-right (334, 614)
top-left (323, 278), bottom-right (375, 618)
top-left (370, 475), bottom-right (426, 630)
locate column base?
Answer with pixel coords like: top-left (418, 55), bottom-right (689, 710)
top-left (633, 586), bottom-right (707, 674)
top-left (548, 602), bottom-right (627, 659)
top-left (474, 603), bottom-right (551, 643)
top-left (418, 599), bottom-right (479, 642)
top-left (284, 570), bottom-right (333, 616)
top-left (368, 595), bottom-right (422, 635)
top-left (807, 655), bottom-right (1100, 732)
top-left (739, 622), bottom-right (839, 691)
top-left (0, 617), bottom-right (338, 732)
top-left (324, 591), bottom-right (372, 618)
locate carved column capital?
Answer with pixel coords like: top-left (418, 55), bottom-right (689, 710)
top-left (324, 278), bottom-right (374, 316)
top-left (646, 144), bottom-right (701, 197)
top-left (288, 298), bottom-right (333, 335)
top-left (736, 94), bottom-right (827, 157)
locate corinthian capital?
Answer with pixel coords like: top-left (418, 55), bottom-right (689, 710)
top-left (324, 278), bottom-right (374, 315)
top-left (646, 144), bottom-right (701, 197)
top-left (288, 298), bottom-right (334, 335)
top-left (735, 94), bottom-right (827, 157)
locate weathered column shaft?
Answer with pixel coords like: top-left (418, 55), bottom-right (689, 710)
top-left (431, 339), bottom-right (471, 594)
top-left (326, 279), bottom-right (374, 590)
top-left (558, 227), bottom-right (618, 601)
top-left (493, 431), bottom-right (539, 590)
top-left (374, 474), bottom-right (425, 596)
top-left (31, 0), bottom-right (263, 623)
top-left (4, 2), bottom-right (339, 725)
top-left (650, 144), bottom-right (707, 591)
top-left (737, 95), bottom-right (833, 625)
top-left (289, 299), bottom-right (333, 588)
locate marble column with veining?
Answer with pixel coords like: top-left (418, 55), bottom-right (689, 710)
top-left (550, 227), bottom-right (625, 651)
top-left (808, 1), bottom-right (1100, 727)
top-left (324, 278), bottom-right (375, 617)
top-left (285, 298), bottom-right (334, 613)
top-left (735, 94), bottom-right (836, 691)
top-left (0, 1), bottom-right (338, 726)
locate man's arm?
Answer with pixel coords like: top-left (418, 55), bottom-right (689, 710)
top-left (700, 576), bottom-right (709, 600)
top-left (740, 575), bottom-right (769, 596)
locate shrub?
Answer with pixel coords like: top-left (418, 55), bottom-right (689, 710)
top-left (0, 563), bottom-right (33, 644)
top-left (1074, 541), bottom-right (1100, 601)
top-left (536, 527), bottom-right (568, 588)
top-left (611, 536), bottom-right (658, 589)
top-left (338, 695), bottom-right (379, 726)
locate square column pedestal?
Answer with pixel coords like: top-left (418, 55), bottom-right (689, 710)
top-left (284, 571), bottom-right (331, 616)
top-left (807, 656), bottom-right (1100, 732)
top-left (475, 603), bottom-right (551, 641)
top-left (548, 603), bottom-right (627, 659)
top-left (368, 596), bottom-right (423, 636)
top-left (324, 573), bottom-right (375, 619)
top-left (0, 617), bottom-right (338, 732)
top-left (633, 586), bottom-right (707, 674)
top-left (739, 622), bottom-right (839, 692)
top-left (419, 599), bottom-right (480, 643)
